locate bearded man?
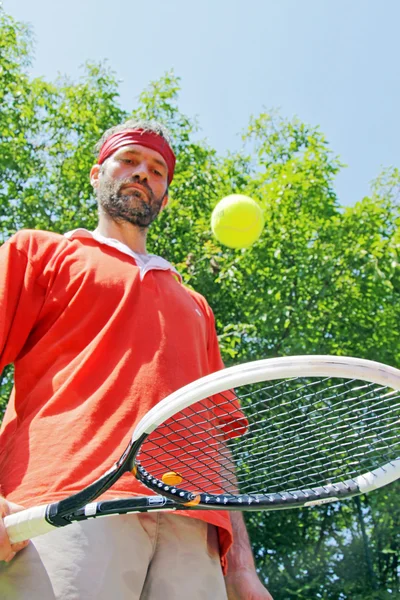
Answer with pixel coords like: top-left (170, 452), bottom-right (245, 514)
top-left (0, 120), bottom-right (273, 600)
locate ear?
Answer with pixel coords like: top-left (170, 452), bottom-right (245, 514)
top-left (90, 164), bottom-right (101, 189)
top-left (160, 193), bottom-right (169, 211)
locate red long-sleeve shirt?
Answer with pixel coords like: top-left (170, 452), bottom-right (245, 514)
top-left (0, 228), bottom-right (242, 571)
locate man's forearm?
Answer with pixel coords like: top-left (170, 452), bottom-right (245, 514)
top-left (220, 438), bottom-right (273, 598)
top-left (227, 511), bottom-right (255, 571)
top-left (224, 511), bottom-right (274, 599)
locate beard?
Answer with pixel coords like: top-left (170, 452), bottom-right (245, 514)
top-left (96, 175), bottom-right (166, 228)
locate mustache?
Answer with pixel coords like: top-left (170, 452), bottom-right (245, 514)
top-left (118, 176), bottom-right (153, 198)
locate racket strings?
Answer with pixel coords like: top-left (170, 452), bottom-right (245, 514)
top-left (137, 377), bottom-right (400, 497)
top-left (241, 379), bottom-right (397, 485)
top-left (232, 381), bottom-right (400, 493)
top-left (139, 404), bottom-right (236, 490)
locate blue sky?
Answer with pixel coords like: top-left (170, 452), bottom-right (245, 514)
top-left (7, 0), bottom-right (400, 206)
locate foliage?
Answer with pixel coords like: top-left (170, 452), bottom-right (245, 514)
top-left (1, 8), bottom-right (400, 598)
top-left (0, 9), bottom-right (125, 241)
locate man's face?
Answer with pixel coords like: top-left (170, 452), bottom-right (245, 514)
top-left (92, 144), bottom-right (169, 228)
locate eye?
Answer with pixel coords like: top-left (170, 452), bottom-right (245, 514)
top-left (153, 169), bottom-right (163, 176)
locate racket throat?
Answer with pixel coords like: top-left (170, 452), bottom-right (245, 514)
top-left (46, 502), bottom-right (75, 527)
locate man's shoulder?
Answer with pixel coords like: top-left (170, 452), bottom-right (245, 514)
top-left (6, 229), bottom-right (67, 252)
top-left (1, 230), bottom-right (73, 270)
top-left (11, 228), bottom-right (64, 242)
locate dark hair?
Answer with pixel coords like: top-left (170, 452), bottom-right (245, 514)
top-left (94, 119), bottom-right (173, 157)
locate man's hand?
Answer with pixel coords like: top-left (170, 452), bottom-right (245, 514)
top-left (0, 497), bottom-right (29, 562)
top-left (225, 567), bottom-right (274, 600)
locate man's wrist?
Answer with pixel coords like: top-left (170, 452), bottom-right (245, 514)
top-left (225, 564), bottom-right (258, 577)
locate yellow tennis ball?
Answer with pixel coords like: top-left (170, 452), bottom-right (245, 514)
top-left (211, 194), bottom-right (264, 249)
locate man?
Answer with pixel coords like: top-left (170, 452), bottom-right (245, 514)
top-left (0, 120), bottom-right (273, 599)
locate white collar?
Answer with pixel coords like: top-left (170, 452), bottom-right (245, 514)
top-left (64, 228), bottom-right (182, 282)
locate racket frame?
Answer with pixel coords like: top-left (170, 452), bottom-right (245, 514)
top-left (4, 355), bottom-right (400, 543)
top-left (131, 355), bottom-right (400, 508)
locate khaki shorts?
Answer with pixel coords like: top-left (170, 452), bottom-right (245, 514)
top-left (0, 513), bottom-right (228, 600)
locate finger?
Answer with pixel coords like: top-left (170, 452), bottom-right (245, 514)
top-left (3, 550), bottom-right (16, 563)
top-left (0, 520), bottom-right (13, 561)
top-left (11, 540), bottom-right (30, 553)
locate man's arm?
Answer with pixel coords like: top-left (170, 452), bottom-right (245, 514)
top-left (224, 511), bottom-right (274, 600)
top-left (203, 302), bottom-right (273, 598)
top-left (0, 236), bottom-right (37, 562)
top-left (219, 440), bottom-right (273, 599)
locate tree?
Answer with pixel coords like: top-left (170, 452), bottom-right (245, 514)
top-left (1, 8), bottom-right (400, 598)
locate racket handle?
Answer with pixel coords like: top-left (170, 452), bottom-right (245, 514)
top-left (4, 505), bottom-right (56, 543)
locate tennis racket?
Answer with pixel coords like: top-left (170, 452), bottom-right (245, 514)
top-left (5, 355), bottom-right (400, 544)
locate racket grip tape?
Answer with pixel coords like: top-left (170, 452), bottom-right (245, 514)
top-left (4, 505), bottom-right (57, 544)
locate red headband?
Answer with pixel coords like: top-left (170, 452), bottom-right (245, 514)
top-left (98, 129), bottom-right (176, 184)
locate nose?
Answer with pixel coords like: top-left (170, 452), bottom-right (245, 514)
top-left (131, 160), bottom-right (150, 182)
